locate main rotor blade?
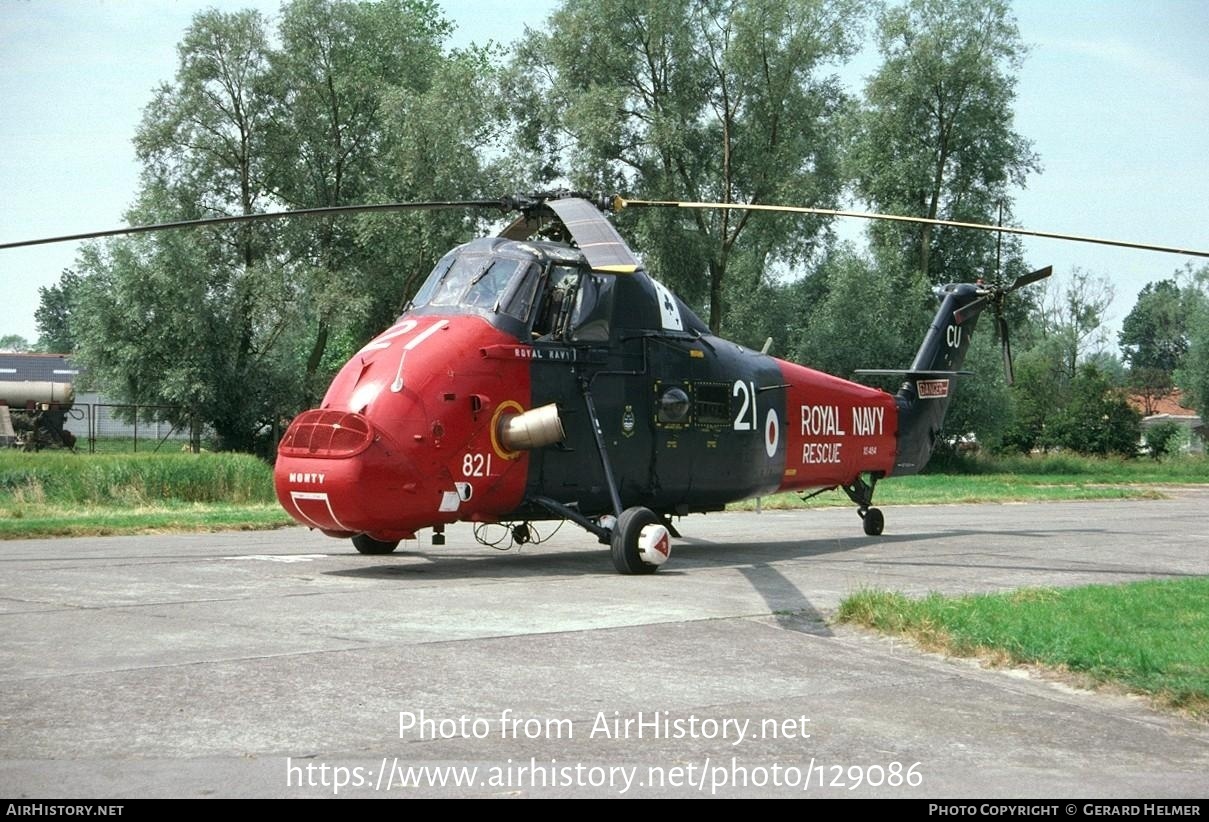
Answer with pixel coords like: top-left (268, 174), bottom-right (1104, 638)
top-left (0, 200), bottom-right (508, 250)
top-left (544, 197), bottom-right (640, 272)
top-left (617, 198), bottom-right (1209, 259)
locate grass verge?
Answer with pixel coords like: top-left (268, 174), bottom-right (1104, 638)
top-left (836, 581), bottom-right (1209, 718)
top-left (1, 451), bottom-right (1205, 538)
top-left (732, 453), bottom-right (1209, 510)
top-left (0, 502), bottom-right (292, 539)
top-left (0, 451), bottom-right (288, 538)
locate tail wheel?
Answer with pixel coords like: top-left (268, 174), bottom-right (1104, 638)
top-left (610, 507), bottom-right (661, 575)
top-left (352, 534), bottom-right (400, 555)
top-left (861, 507), bottom-right (885, 537)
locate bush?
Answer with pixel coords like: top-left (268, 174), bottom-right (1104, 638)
top-left (1144, 421), bottom-right (1184, 460)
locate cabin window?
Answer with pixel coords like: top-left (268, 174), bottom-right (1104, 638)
top-left (533, 265), bottom-right (580, 338)
top-left (497, 262), bottom-right (542, 322)
top-left (568, 273), bottom-right (615, 342)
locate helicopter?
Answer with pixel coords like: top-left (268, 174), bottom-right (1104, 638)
top-left (4, 191), bottom-right (1207, 574)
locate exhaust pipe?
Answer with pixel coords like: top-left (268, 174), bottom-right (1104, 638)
top-left (497, 403), bottom-right (565, 451)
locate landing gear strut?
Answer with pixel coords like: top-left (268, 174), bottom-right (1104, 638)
top-left (842, 473), bottom-right (885, 536)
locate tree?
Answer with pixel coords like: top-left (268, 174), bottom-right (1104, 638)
top-left (789, 246), bottom-right (931, 378)
top-left (1036, 268), bottom-right (1115, 380)
top-left (263, 0), bottom-right (461, 399)
top-left (1119, 276), bottom-right (1193, 415)
top-left (1143, 420), bottom-right (1183, 461)
top-left (999, 334), bottom-right (1066, 453)
top-left (1175, 264), bottom-right (1209, 420)
top-left (34, 269), bottom-right (81, 353)
top-left (1128, 366), bottom-right (1173, 416)
top-left (941, 325), bottom-right (1014, 452)
top-left (509, 0), bottom-right (867, 333)
top-left (0, 334), bottom-right (31, 353)
top-left (69, 229), bottom-right (293, 452)
top-left (850, 0), bottom-right (1038, 284)
top-left (74, 9), bottom-right (283, 451)
top-left (1044, 363), bottom-right (1140, 456)
top-left (60, 0), bottom-right (498, 451)
top-left (1119, 279), bottom-right (1191, 372)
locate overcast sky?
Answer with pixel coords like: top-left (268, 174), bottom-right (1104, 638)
top-left (1, 0), bottom-right (1207, 347)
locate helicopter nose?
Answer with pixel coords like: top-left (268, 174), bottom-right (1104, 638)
top-left (274, 409), bottom-right (421, 539)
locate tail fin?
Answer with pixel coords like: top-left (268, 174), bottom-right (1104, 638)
top-left (857, 283), bottom-right (983, 475)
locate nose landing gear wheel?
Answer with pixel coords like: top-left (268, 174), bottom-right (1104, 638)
top-left (352, 534), bottom-right (401, 555)
top-left (610, 506), bottom-right (661, 575)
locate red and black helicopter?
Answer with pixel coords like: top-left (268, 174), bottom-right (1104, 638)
top-left (5, 192), bottom-right (1206, 573)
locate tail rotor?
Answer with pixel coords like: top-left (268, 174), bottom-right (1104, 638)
top-left (954, 266), bottom-right (1052, 385)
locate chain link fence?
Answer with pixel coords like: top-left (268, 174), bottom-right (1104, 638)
top-left (61, 404), bottom-right (202, 453)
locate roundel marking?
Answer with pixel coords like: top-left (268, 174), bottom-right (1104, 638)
top-left (764, 408), bottom-right (779, 458)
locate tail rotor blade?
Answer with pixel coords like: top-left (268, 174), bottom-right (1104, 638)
top-left (1009, 265), bottom-right (1052, 292)
top-left (955, 296), bottom-right (988, 325)
top-left (998, 315), bottom-right (1015, 385)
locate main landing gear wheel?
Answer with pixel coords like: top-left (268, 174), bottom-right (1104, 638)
top-left (610, 506), bottom-right (662, 575)
top-left (860, 507), bottom-right (885, 537)
top-left (352, 534), bottom-right (400, 555)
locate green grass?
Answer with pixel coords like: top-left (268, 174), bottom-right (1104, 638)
top-left (0, 451), bottom-right (285, 538)
top-left (927, 452), bottom-right (1209, 482)
top-left (836, 580), bottom-right (1209, 718)
top-left (1, 451), bottom-right (1205, 538)
top-left (0, 502), bottom-right (292, 538)
top-left (732, 454), bottom-right (1208, 510)
top-left (0, 451), bottom-right (275, 504)
top-left (86, 435), bottom-right (194, 454)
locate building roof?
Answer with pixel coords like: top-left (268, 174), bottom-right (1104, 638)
top-left (0, 352), bottom-right (82, 383)
top-left (1128, 387), bottom-right (1199, 418)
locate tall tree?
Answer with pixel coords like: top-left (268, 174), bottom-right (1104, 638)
top-left (57, 0), bottom-right (498, 450)
top-left (1175, 264), bottom-right (1209, 421)
top-left (34, 270), bottom-right (82, 353)
top-left (356, 45), bottom-right (511, 337)
top-left (0, 334), bottom-right (31, 353)
top-left (264, 0), bottom-right (457, 399)
top-left (71, 9), bottom-right (284, 450)
top-left (1119, 278), bottom-right (1190, 377)
top-left (510, 0), bottom-right (867, 333)
top-left (1037, 268), bottom-right (1115, 380)
top-left (850, 0), bottom-right (1038, 284)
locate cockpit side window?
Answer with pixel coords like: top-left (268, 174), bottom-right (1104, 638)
top-left (408, 252), bottom-right (455, 309)
top-left (569, 273), bottom-right (614, 342)
top-left (533, 265), bottom-right (581, 339)
top-left (497, 261), bottom-right (542, 322)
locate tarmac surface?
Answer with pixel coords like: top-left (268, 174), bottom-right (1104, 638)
top-left (1, 493), bottom-right (1208, 798)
